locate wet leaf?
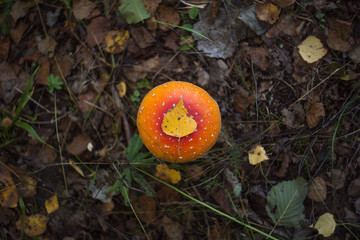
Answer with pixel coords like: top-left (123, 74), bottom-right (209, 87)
top-left (248, 145), bottom-right (269, 165)
top-left (103, 30), bottom-right (129, 54)
top-left (306, 102), bottom-right (325, 128)
top-left (307, 176), bottom-right (327, 202)
top-left (116, 81), bottom-right (127, 98)
top-left (161, 98), bottom-right (197, 138)
top-left (256, 3), bottom-right (279, 24)
top-left (310, 213), bottom-right (336, 237)
top-left (118, 0), bottom-right (151, 24)
top-left (45, 194), bottom-right (59, 214)
top-left (155, 164), bottom-right (181, 184)
top-left (298, 36), bottom-right (328, 63)
top-left (0, 165), bottom-right (18, 208)
top-left (73, 0), bottom-right (96, 20)
top-left (16, 214), bottom-right (48, 237)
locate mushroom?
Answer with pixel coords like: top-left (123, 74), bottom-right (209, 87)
top-left (137, 81), bottom-right (221, 163)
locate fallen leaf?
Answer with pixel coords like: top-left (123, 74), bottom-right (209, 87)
top-left (103, 30), bottom-right (130, 54)
top-left (52, 55), bottom-right (73, 79)
top-left (130, 26), bottom-right (156, 48)
top-left (118, 0), bottom-right (151, 24)
top-left (298, 36), bottom-right (328, 63)
top-left (78, 91), bottom-right (96, 113)
top-left (157, 185), bottom-right (180, 203)
top-left (248, 145), bottom-right (269, 165)
top-left (184, 164), bottom-right (203, 181)
top-left (256, 3), bottom-right (279, 24)
top-left (116, 81), bottom-right (126, 98)
top-left (143, 0), bottom-right (162, 13)
top-left (331, 169), bottom-right (345, 190)
top-left (45, 194), bottom-right (59, 214)
top-left (275, 152), bottom-right (290, 178)
top-left (161, 98), bottom-right (197, 138)
top-left (0, 165), bottom-right (18, 208)
top-left (348, 178), bottom-right (360, 197)
top-left (271, 0), bottom-right (295, 8)
top-left (0, 37), bottom-right (10, 61)
top-left (16, 214), bottom-right (48, 237)
top-left (11, 1), bottom-right (28, 23)
top-left (307, 176), bottom-right (327, 202)
top-left (162, 216), bottom-right (184, 240)
top-left (233, 86), bottom-right (254, 114)
top-left (133, 195), bottom-right (156, 223)
top-left (281, 104), bottom-right (305, 129)
top-left (156, 5), bottom-right (180, 31)
top-left (73, 0), bottom-right (96, 20)
top-left (87, 17), bottom-right (109, 47)
top-left (66, 133), bottom-right (93, 156)
top-left (155, 164), bottom-right (181, 184)
top-left (306, 102), bottom-right (325, 128)
top-left (310, 213), bottom-right (336, 237)
top-left (244, 46), bottom-right (270, 70)
top-left (35, 57), bottom-right (50, 85)
top-left (38, 37), bottom-right (57, 58)
top-left (211, 185), bottom-right (235, 215)
top-left (10, 21), bottom-right (28, 44)
top-left (265, 14), bottom-right (296, 38)
top-left (18, 176), bottom-right (37, 198)
top-left (327, 18), bottom-right (352, 52)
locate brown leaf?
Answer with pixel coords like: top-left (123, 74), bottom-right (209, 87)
top-left (211, 186), bottom-right (235, 215)
top-left (275, 153), bottom-right (290, 178)
top-left (271, 0), bottom-right (295, 8)
top-left (133, 195), bottom-right (156, 224)
top-left (143, 0), bottom-right (162, 14)
top-left (52, 55), bottom-right (74, 78)
top-left (156, 5), bottom-right (180, 31)
top-left (78, 91), bottom-right (96, 113)
top-left (38, 145), bottom-right (57, 164)
top-left (307, 176), bottom-right (327, 202)
top-left (0, 61), bottom-right (17, 81)
top-left (281, 104), bottom-right (305, 129)
top-left (73, 0), bottom-right (96, 20)
top-left (256, 3), bottom-right (279, 25)
top-left (306, 102), bottom-right (325, 128)
top-left (184, 164), bottom-right (203, 181)
top-left (35, 56), bottom-right (50, 85)
top-left (327, 30), bottom-right (352, 52)
top-left (87, 17), bottom-right (109, 47)
top-left (157, 185), bottom-right (180, 203)
top-left (244, 46), bottom-right (270, 71)
top-left (162, 216), bottom-right (184, 240)
top-left (331, 169), bottom-right (345, 190)
top-left (266, 15), bottom-right (296, 38)
top-left (131, 26), bottom-right (156, 48)
top-left (11, 1), bottom-right (28, 23)
top-left (164, 31), bottom-right (179, 53)
top-left (10, 21), bottom-right (28, 44)
top-left (0, 37), bottom-right (10, 61)
top-left (233, 86), bottom-right (254, 115)
top-left (38, 37), bottom-right (57, 58)
top-left (348, 178), bottom-right (360, 197)
top-left (17, 176), bottom-right (37, 198)
top-left (66, 133), bottom-right (92, 155)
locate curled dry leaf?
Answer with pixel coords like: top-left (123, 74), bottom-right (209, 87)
top-left (255, 3), bottom-right (279, 25)
top-left (307, 176), bottom-right (327, 202)
top-left (248, 145), bottom-right (269, 165)
top-left (306, 102), bottom-right (325, 128)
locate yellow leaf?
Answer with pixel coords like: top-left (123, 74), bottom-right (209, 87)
top-left (161, 98), bottom-right (197, 138)
top-left (103, 30), bottom-right (129, 54)
top-left (116, 81), bottom-right (127, 98)
top-left (0, 165), bottom-right (18, 208)
top-left (256, 3), bottom-right (279, 24)
top-left (69, 159), bottom-right (85, 177)
top-left (45, 194), bottom-right (59, 214)
top-left (155, 164), bottom-right (181, 184)
top-left (16, 214), bottom-right (48, 237)
top-left (310, 213), bottom-right (336, 237)
top-left (298, 36), bottom-right (328, 63)
top-left (248, 145), bottom-right (269, 165)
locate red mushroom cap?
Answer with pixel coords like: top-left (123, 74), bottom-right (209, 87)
top-left (137, 81), bottom-right (221, 163)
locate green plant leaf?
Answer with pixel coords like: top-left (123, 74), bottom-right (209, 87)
top-left (189, 7), bottom-right (198, 20)
top-left (118, 0), bottom-right (150, 24)
top-left (15, 121), bottom-right (47, 146)
top-left (126, 133), bottom-right (144, 161)
top-left (265, 177), bottom-right (308, 227)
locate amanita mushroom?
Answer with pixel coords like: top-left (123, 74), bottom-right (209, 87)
top-left (137, 81), bottom-right (221, 163)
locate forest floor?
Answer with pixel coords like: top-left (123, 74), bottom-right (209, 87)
top-left (1, 0), bottom-right (360, 239)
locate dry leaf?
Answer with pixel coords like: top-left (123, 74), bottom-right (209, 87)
top-left (78, 91), bottom-right (96, 113)
top-left (162, 216), bottom-right (184, 240)
top-left (248, 145), bottom-right (269, 165)
top-left (45, 194), bottom-right (59, 214)
top-left (143, 0), bottom-right (162, 13)
top-left (69, 159), bottom-right (85, 177)
top-left (0, 165), bottom-right (18, 208)
top-left (310, 213), bottom-right (336, 237)
top-left (11, 1), bottom-right (28, 23)
top-left (103, 30), bottom-right (129, 54)
top-left (161, 98), bottom-right (197, 138)
top-left (256, 3), bottom-right (279, 24)
top-left (0, 37), bottom-right (10, 61)
top-left (18, 176), bottom-right (37, 198)
top-left (271, 0), bottom-right (295, 8)
top-left (87, 17), bottom-right (109, 47)
top-left (35, 57), bottom-right (50, 85)
top-left (233, 86), bottom-right (254, 114)
top-left (298, 36), bottom-right (328, 63)
top-left (156, 5), bottom-right (180, 31)
top-left (306, 102), bottom-right (325, 128)
top-left (38, 37), bottom-right (57, 58)
top-left (155, 164), bottom-right (181, 184)
top-left (133, 195), bottom-right (156, 224)
top-left (73, 0), bottom-right (96, 20)
top-left (307, 176), bottom-right (327, 202)
top-left (10, 21), bottom-right (28, 44)
top-left (66, 133), bottom-right (92, 155)
top-left (116, 81), bottom-right (126, 98)
top-left (130, 26), bottom-right (156, 48)
top-left (16, 214), bottom-right (48, 237)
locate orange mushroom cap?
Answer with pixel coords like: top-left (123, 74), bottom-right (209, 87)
top-left (137, 81), bottom-right (221, 163)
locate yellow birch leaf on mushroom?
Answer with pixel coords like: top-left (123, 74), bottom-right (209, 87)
top-left (155, 164), bottom-right (181, 184)
top-left (103, 30), bottom-right (129, 54)
top-left (248, 145), bottom-right (269, 165)
top-left (45, 194), bottom-right (59, 214)
top-left (298, 36), bottom-right (328, 63)
top-left (310, 213), bottom-right (336, 237)
top-left (161, 98), bottom-right (197, 138)
top-left (16, 214), bottom-right (48, 237)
